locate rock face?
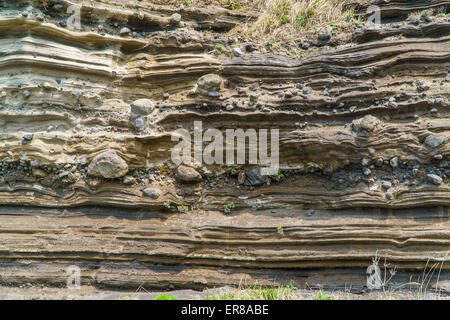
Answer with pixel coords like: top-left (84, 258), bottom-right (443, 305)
top-left (176, 165), bottom-right (202, 183)
top-left (0, 0), bottom-right (448, 294)
top-left (87, 150), bottom-right (128, 179)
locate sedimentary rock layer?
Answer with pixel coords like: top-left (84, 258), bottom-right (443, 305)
top-left (0, 0), bottom-right (448, 290)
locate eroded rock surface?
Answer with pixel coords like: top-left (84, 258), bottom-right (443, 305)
top-left (0, 0), bottom-right (448, 293)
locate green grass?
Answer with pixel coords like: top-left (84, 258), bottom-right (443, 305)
top-left (280, 14), bottom-right (290, 24)
top-left (312, 289), bottom-right (334, 300)
top-left (295, 9), bottom-right (315, 27)
top-left (206, 284), bottom-right (295, 300)
top-left (154, 294), bottom-right (178, 300)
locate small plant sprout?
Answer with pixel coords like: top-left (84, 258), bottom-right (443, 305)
top-left (277, 169), bottom-right (284, 180)
top-left (270, 169), bottom-right (284, 182)
top-left (280, 15), bottom-right (289, 24)
top-left (215, 43), bottom-right (223, 51)
top-left (183, 0), bottom-right (189, 7)
top-left (223, 202), bottom-right (235, 214)
top-left (231, 168), bottom-right (241, 175)
top-left (224, 0), bottom-right (242, 11)
top-left (277, 225), bottom-right (284, 235)
top-left (421, 9), bottom-right (430, 17)
top-left (295, 9), bottom-right (315, 27)
top-left (177, 205), bottom-right (188, 213)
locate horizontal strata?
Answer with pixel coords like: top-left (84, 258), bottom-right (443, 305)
top-left (357, 0), bottom-right (450, 18)
top-left (0, 0), bottom-right (448, 291)
top-left (0, 205), bottom-right (447, 290)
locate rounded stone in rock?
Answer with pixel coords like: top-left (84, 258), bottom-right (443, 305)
top-left (244, 43), bottom-right (256, 52)
top-left (143, 187), bottom-right (160, 200)
top-left (30, 160), bottom-right (40, 168)
top-left (208, 91), bottom-right (220, 98)
top-left (87, 150), bottom-right (128, 179)
top-left (427, 174), bottom-right (442, 185)
top-left (196, 74), bottom-right (222, 96)
top-left (318, 26), bottom-right (332, 41)
top-left (381, 181), bottom-right (392, 189)
top-left (302, 88), bottom-right (311, 95)
top-left (390, 157), bottom-right (399, 168)
top-left (424, 135), bottom-right (445, 148)
top-left (43, 82), bottom-right (53, 90)
top-left (123, 176), bottom-right (136, 185)
top-left (233, 47), bottom-right (243, 57)
top-left (120, 27), bottom-right (131, 35)
top-left (73, 91), bottom-right (82, 100)
top-left (176, 165), bottom-right (202, 183)
top-left (170, 13), bottom-right (181, 25)
top-left (386, 189), bottom-right (395, 200)
top-left (244, 166), bottom-right (265, 186)
top-left (323, 165), bottom-right (333, 175)
top-left (352, 115), bottom-right (381, 132)
top-left (32, 168), bottom-right (47, 177)
top-left (130, 99), bottom-right (155, 117)
top-left (23, 134), bottom-right (33, 141)
top-left (133, 116), bottom-right (146, 130)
